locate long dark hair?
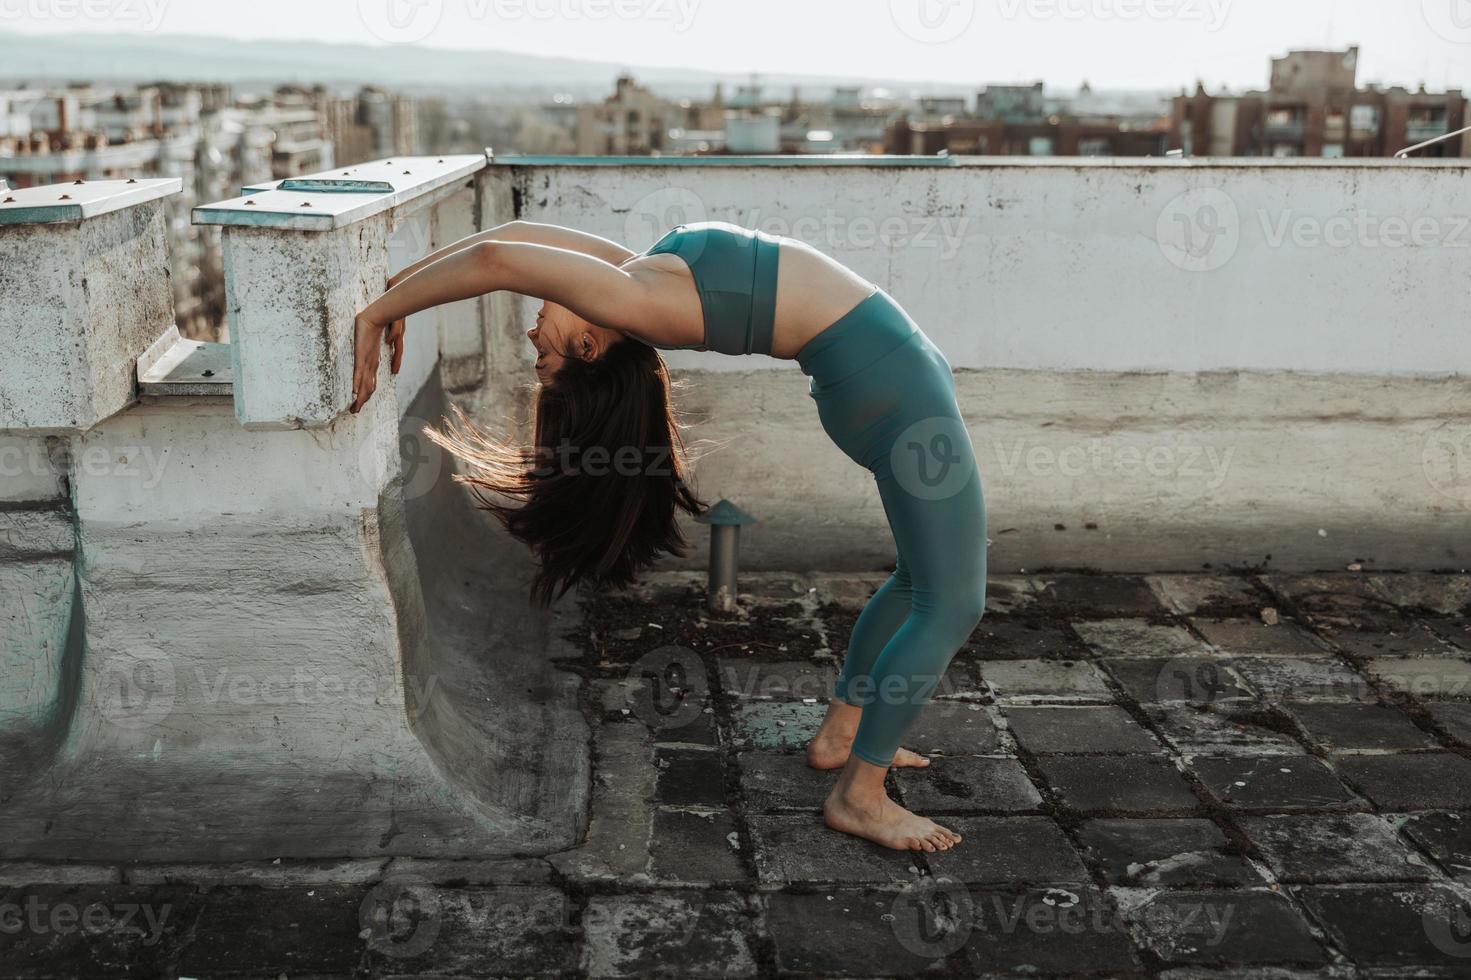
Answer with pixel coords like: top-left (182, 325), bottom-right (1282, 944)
top-left (428, 338), bottom-right (710, 606)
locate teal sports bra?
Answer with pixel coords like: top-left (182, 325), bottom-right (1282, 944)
top-left (636, 221), bottom-right (780, 356)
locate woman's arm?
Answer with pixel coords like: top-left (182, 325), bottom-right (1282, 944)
top-left (387, 220), bottom-right (637, 287)
top-left (351, 240), bottom-right (670, 413)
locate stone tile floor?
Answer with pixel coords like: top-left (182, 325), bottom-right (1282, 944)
top-left (3, 570), bottom-right (1471, 978)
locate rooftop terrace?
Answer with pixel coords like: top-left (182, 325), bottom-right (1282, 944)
top-left (0, 152), bottom-right (1467, 975)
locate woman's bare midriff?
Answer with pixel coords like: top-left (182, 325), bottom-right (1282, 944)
top-left (627, 235), bottom-right (878, 359)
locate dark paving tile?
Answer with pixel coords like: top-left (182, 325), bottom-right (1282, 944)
top-left (179, 885), bottom-right (372, 977)
top-left (1367, 573), bottom-right (1471, 616)
top-left (1334, 752), bottom-right (1471, 810)
top-left (1078, 818), bottom-right (1261, 886)
top-left (1146, 574), bottom-right (1264, 616)
top-left (1189, 756), bottom-right (1360, 811)
top-left (1192, 619), bottom-right (1332, 657)
top-left (1036, 755), bottom-right (1201, 814)
top-left (583, 891), bottom-right (757, 979)
top-left (745, 815), bottom-right (923, 885)
top-left (1297, 883), bottom-right (1471, 969)
top-left (727, 701), bottom-right (823, 750)
top-left (924, 816), bottom-right (1089, 886)
top-left (1426, 701), bottom-right (1471, 745)
top-left (716, 657), bottom-right (835, 701)
top-left (735, 752), bottom-right (838, 812)
top-left (1146, 704), bottom-right (1304, 756)
top-left (978, 658), bottom-right (1113, 700)
top-left (655, 701), bottom-right (721, 746)
top-left (1030, 573), bottom-right (1164, 617)
top-left (1400, 812), bottom-right (1471, 879)
top-left (1426, 616), bottom-right (1471, 651)
top-left (1286, 702), bottom-right (1435, 752)
top-left (962, 887), bottom-right (1141, 976)
top-left (1260, 574), bottom-right (1409, 631)
top-left (1318, 624), bottom-right (1455, 660)
top-left (764, 889), bottom-right (951, 976)
top-left (1240, 813), bottom-right (1432, 883)
top-left (1002, 705), bottom-right (1162, 754)
top-left (895, 757), bottom-right (1042, 813)
top-left (655, 747), bottom-right (727, 807)
top-left (903, 702), bottom-right (1003, 756)
top-left (0, 884), bottom-right (202, 980)
top-left (1106, 656), bottom-right (1254, 705)
top-left (962, 617), bottom-right (1087, 660)
top-left (363, 884), bottom-right (576, 978)
top-left (1072, 619), bottom-right (1209, 659)
top-left (649, 808), bottom-right (748, 885)
top-left (1121, 888), bottom-right (1326, 966)
top-left (1227, 656), bottom-right (1375, 702)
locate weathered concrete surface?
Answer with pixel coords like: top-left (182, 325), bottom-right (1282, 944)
top-left (0, 375), bottom-right (589, 860)
top-left (0, 197), bottom-right (176, 432)
top-left (489, 160), bottom-right (1471, 571)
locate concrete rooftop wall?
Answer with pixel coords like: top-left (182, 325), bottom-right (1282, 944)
top-left (490, 158), bottom-right (1471, 572)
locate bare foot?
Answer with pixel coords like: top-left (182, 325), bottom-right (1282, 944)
top-left (806, 735), bottom-right (929, 771)
top-left (823, 790), bottom-right (962, 852)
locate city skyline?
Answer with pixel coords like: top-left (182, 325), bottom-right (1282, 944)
top-left (0, 0), bottom-right (1467, 92)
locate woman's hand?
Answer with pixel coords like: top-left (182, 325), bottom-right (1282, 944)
top-left (350, 310), bottom-right (406, 414)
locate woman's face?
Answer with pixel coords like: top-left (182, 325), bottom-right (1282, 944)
top-left (528, 302), bottom-right (589, 385)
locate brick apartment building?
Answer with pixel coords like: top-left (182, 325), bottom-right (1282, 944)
top-left (1170, 47), bottom-right (1467, 157)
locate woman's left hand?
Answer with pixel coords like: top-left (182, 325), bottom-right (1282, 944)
top-left (350, 311), bottom-right (406, 414)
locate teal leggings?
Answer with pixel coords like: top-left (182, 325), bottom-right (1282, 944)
top-left (795, 289), bottom-right (988, 768)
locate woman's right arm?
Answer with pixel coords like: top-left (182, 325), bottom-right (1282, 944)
top-left (387, 220), bottom-right (637, 286)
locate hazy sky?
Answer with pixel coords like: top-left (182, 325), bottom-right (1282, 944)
top-left (3, 0), bottom-right (1468, 90)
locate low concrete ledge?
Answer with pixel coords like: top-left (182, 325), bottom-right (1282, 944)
top-left (0, 177), bottom-right (180, 225)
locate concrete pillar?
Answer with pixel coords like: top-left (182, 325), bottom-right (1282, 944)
top-left (0, 179), bottom-right (180, 746)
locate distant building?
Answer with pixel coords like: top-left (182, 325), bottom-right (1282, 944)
top-left (320, 85), bottom-right (418, 167)
top-left (887, 82), bottom-right (1169, 156)
top-left (1169, 46), bottom-right (1467, 157)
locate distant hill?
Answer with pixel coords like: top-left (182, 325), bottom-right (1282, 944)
top-left (0, 30), bottom-right (992, 101)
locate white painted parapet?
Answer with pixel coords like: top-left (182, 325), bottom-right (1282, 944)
top-left (488, 157), bottom-right (1471, 570)
top-left (194, 154), bottom-right (488, 429)
top-left (0, 178), bottom-right (181, 431)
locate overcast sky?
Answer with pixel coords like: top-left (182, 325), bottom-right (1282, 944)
top-left (3, 0), bottom-right (1467, 90)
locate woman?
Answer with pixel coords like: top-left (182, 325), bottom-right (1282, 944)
top-left (352, 219), bottom-right (987, 854)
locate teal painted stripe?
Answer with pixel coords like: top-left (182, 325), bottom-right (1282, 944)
top-left (0, 205), bottom-right (84, 225)
top-left (493, 154), bottom-right (958, 167)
